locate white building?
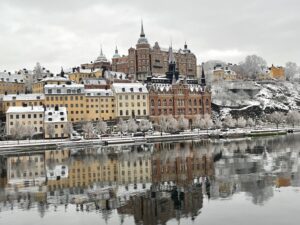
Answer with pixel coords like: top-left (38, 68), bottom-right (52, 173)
top-left (6, 106), bottom-right (45, 136)
top-left (112, 82), bottom-right (149, 119)
top-left (44, 106), bottom-right (68, 138)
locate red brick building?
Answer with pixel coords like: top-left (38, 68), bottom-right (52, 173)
top-left (148, 47), bottom-right (211, 123)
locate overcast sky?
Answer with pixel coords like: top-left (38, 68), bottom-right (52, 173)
top-left (0, 0), bottom-right (299, 73)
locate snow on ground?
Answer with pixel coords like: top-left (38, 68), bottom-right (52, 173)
top-left (213, 80), bottom-right (300, 118)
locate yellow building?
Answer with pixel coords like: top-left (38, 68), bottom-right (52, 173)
top-left (269, 65), bottom-right (285, 80)
top-left (85, 89), bottom-right (116, 121)
top-left (112, 82), bottom-right (149, 119)
top-left (68, 68), bottom-right (102, 84)
top-left (212, 65), bottom-right (237, 82)
top-left (44, 84), bottom-right (86, 122)
top-left (6, 106), bottom-right (45, 136)
top-left (44, 106), bottom-right (68, 139)
top-left (32, 75), bottom-right (70, 93)
top-left (0, 72), bottom-right (26, 95)
top-left (1, 93), bottom-right (45, 115)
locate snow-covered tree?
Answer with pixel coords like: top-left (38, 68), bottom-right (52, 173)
top-left (46, 124), bottom-right (55, 139)
top-left (25, 125), bottom-right (36, 141)
top-left (167, 115), bottom-right (178, 133)
top-left (238, 55), bottom-right (267, 79)
top-left (246, 118), bottom-right (255, 127)
top-left (268, 112), bottom-right (285, 129)
top-left (214, 118), bottom-right (223, 129)
top-left (285, 62), bottom-right (298, 81)
top-left (118, 119), bottom-right (128, 134)
top-left (201, 114), bottom-right (213, 132)
top-left (193, 115), bottom-right (202, 131)
top-left (82, 122), bottom-right (94, 139)
top-left (127, 118), bottom-right (138, 133)
top-left (286, 111), bottom-right (300, 128)
top-left (237, 117), bottom-right (247, 128)
top-left (10, 121), bottom-right (26, 142)
top-left (178, 115), bottom-right (189, 130)
top-left (223, 114), bottom-right (236, 128)
top-left (95, 120), bottom-right (107, 135)
top-left (139, 119), bottom-right (152, 132)
top-left (63, 122), bottom-right (73, 138)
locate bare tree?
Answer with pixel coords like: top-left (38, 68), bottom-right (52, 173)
top-left (201, 114), bottom-right (213, 132)
top-left (223, 114), bottom-right (236, 128)
top-left (10, 121), bottom-right (26, 143)
top-left (63, 122), bottom-right (73, 138)
top-left (214, 118), bottom-right (223, 129)
top-left (237, 117), bottom-right (247, 128)
top-left (285, 62), bottom-right (298, 81)
top-left (159, 115), bottom-right (168, 133)
top-left (95, 120), bottom-right (107, 135)
top-left (178, 115), bottom-right (189, 130)
top-left (82, 122), bottom-right (94, 139)
top-left (167, 115), bottom-right (178, 133)
top-left (139, 119), bottom-right (152, 132)
top-left (286, 111), bottom-right (300, 128)
top-left (268, 112), bottom-right (285, 129)
top-left (246, 118), bottom-right (255, 128)
top-left (193, 115), bottom-right (202, 132)
top-left (127, 118), bottom-right (138, 133)
top-left (46, 124), bottom-right (55, 139)
top-left (238, 55), bottom-right (267, 79)
top-left (118, 118), bottom-right (128, 135)
top-left (25, 125), bottom-right (36, 142)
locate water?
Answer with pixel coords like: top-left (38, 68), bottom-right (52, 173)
top-left (0, 134), bottom-right (300, 225)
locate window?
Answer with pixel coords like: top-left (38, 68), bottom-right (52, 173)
top-left (10, 115), bottom-right (13, 119)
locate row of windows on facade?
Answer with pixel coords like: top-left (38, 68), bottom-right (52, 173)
top-left (10, 171), bottom-right (44, 178)
top-left (150, 98), bottom-right (209, 107)
top-left (10, 125), bottom-right (43, 132)
top-left (47, 89), bottom-right (82, 94)
top-left (6, 102), bottom-right (43, 107)
top-left (69, 168), bottom-right (149, 177)
top-left (151, 108), bottom-right (209, 115)
top-left (9, 113), bottom-right (43, 119)
top-left (68, 109), bottom-right (114, 114)
top-left (46, 96), bottom-right (114, 102)
top-left (118, 94), bottom-right (146, 100)
top-left (119, 102), bottom-right (146, 107)
top-left (119, 109), bottom-right (147, 116)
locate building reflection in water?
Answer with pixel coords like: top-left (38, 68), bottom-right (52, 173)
top-left (0, 135), bottom-right (300, 223)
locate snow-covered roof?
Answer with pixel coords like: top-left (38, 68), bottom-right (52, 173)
top-left (44, 84), bottom-right (85, 95)
top-left (112, 82), bottom-right (148, 94)
top-left (105, 70), bottom-right (128, 80)
top-left (6, 106), bottom-right (44, 113)
top-left (40, 76), bottom-right (69, 82)
top-left (45, 107), bottom-right (67, 123)
top-left (82, 78), bottom-right (107, 85)
top-left (0, 72), bottom-right (25, 83)
top-left (85, 89), bottom-right (113, 97)
top-left (3, 93), bottom-right (45, 101)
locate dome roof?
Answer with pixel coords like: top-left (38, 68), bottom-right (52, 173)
top-left (95, 48), bottom-right (108, 63)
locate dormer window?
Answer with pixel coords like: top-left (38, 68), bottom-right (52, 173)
top-left (130, 88), bottom-right (133, 92)
top-left (48, 118), bottom-right (52, 121)
top-left (60, 112), bottom-right (64, 115)
top-left (48, 112), bottom-right (52, 115)
top-left (48, 89), bottom-right (52, 94)
top-left (122, 88), bottom-right (125, 92)
top-left (139, 88), bottom-right (142, 92)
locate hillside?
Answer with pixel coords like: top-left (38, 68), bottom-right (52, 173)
top-left (212, 80), bottom-right (300, 119)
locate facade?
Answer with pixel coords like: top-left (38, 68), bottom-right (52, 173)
top-left (111, 23), bottom-right (197, 81)
top-left (68, 68), bottom-right (103, 84)
top-left (0, 72), bottom-right (26, 95)
top-left (44, 106), bottom-right (68, 139)
top-left (6, 106), bottom-right (45, 135)
top-left (212, 64), bottom-right (238, 82)
top-left (148, 48), bottom-right (211, 123)
top-left (85, 89), bottom-right (116, 121)
top-left (269, 65), bottom-right (285, 80)
top-left (44, 84), bottom-right (86, 122)
top-left (1, 93), bottom-right (45, 115)
top-left (32, 75), bottom-right (70, 93)
top-left (111, 47), bottom-right (129, 74)
top-left (112, 82), bottom-right (149, 119)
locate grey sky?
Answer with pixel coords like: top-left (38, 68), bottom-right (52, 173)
top-left (0, 0), bottom-right (299, 73)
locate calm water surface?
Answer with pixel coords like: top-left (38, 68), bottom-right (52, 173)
top-left (1, 134), bottom-right (300, 225)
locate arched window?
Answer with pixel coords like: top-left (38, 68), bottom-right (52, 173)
top-left (199, 99), bottom-right (202, 105)
top-left (169, 99), bottom-right (173, 106)
top-left (194, 99), bottom-right (197, 105)
top-left (206, 99), bottom-right (209, 105)
top-left (158, 100), bottom-right (161, 106)
top-left (151, 99), bottom-right (154, 107)
top-left (163, 99), bottom-right (167, 106)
